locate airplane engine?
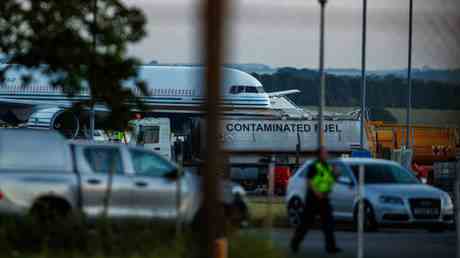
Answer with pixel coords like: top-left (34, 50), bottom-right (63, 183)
top-left (26, 107), bottom-right (80, 139)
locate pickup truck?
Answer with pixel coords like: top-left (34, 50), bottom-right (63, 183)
top-left (0, 129), bottom-right (248, 224)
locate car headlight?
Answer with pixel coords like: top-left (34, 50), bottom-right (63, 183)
top-left (379, 195), bottom-right (404, 205)
top-left (442, 194), bottom-right (454, 209)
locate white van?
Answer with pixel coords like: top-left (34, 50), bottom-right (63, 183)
top-left (128, 118), bottom-right (172, 160)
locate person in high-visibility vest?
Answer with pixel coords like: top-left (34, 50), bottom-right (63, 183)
top-left (291, 147), bottom-right (342, 254)
top-left (114, 131), bottom-right (125, 143)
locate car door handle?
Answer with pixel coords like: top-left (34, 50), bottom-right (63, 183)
top-left (135, 181), bottom-right (148, 187)
top-left (87, 178), bottom-right (101, 185)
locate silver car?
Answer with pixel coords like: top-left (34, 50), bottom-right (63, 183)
top-left (0, 129), bottom-right (248, 224)
top-left (286, 158), bottom-right (454, 231)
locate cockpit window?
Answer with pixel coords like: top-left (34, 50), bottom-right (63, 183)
top-left (230, 85), bottom-right (265, 94)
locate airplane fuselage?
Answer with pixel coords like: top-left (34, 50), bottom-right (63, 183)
top-left (0, 65), bottom-right (271, 111)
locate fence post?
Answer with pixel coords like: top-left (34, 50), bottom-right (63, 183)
top-left (266, 155), bottom-right (276, 238)
top-left (456, 160), bottom-right (460, 258)
top-left (357, 164), bottom-right (365, 258)
top-left (176, 167), bottom-right (182, 236)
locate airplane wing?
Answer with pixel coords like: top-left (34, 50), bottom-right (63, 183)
top-left (0, 98), bottom-right (43, 108)
top-left (0, 98), bottom-right (67, 108)
top-left (0, 97), bottom-right (111, 113)
top-left (267, 89), bottom-right (301, 97)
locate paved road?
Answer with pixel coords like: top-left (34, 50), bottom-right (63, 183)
top-left (257, 228), bottom-right (456, 258)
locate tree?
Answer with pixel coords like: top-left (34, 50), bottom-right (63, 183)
top-left (0, 0), bottom-right (148, 129)
top-left (254, 68), bottom-right (460, 110)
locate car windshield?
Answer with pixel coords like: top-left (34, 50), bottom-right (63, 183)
top-left (351, 163), bottom-right (420, 184)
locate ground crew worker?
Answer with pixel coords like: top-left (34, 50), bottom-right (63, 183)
top-left (114, 131), bottom-right (125, 143)
top-left (290, 147), bottom-right (342, 255)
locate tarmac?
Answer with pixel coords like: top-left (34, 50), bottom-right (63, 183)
top-left (253, 228), bottom-right (456, 258)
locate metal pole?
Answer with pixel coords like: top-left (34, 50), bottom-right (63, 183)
top-left (90, 0), bottom-right (97, 141)
top-left (176, 139), bottom-right (184, 236)
top-left (358, 1), bottom-right (367, 258)
top-left (456, 173), bottom-right (460, 258)
top-left (89, 108), bottom-right (95, 141)
top-left (202, 0), bottom-right (228, 257)
top-left (358, 165), bottom-right (365, 258)
top-left (296, 132), bottom-right (301, 168)
top-left (318, 0), bottom-right (327, 148)
top-left (266, 156), bottom-right (275, 235)
top-left (176, 169), bottom-right (182, 236)
top-left (360, 0), bottom-right (367, 150)
top-left (406, 0), bottom-right (413, 148)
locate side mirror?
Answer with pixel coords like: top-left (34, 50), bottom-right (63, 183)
top-left (164, 169), bottom-right (181, 181)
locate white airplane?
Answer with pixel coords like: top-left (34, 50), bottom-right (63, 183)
top-left (0, 65), bottom-right (298, 137)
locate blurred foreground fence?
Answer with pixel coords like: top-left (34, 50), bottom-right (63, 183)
top-left (433, 161), bottom-right (460, 201)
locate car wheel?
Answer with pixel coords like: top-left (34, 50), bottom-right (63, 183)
top-left (287, 197), bottom-right (304, 227)
top-left (354, 201), bottom-right (378, 232)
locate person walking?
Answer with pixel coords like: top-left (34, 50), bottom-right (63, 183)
top-left (290, 147), bottom-right (342, 254)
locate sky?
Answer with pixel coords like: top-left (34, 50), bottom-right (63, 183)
top-left (125, 0), bottom-right (460, 69)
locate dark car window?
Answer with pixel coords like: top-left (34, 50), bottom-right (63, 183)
top-left (84, 147), bottom-right (123, 175)
top-left (299, 163), bottom-right (312, 178)
top-left (350, 163), bottom-right (419, 184)
top-left (331, 162), bottom-right (353, 184)
top-left (130, 149), bottom-right (175, 177)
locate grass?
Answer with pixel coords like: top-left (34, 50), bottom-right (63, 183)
top-left (0, 196), bottom-right (293, 258)
top-left (0, 216), bottom-right (181, 258)
top-left (229, 232), bottom-right (287, 258)
top-left (0, 214), bottom-right (288, 258)
top-left (247, 196), bottom-right (290, 228)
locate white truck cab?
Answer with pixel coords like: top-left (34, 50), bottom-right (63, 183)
top-left (128, 118), bottom-right (172, 160)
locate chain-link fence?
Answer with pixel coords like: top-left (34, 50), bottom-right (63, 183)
top-left (433, 162), bottom-right (459, 203)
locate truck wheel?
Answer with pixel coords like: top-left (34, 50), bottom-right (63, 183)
top-left (227, 195), bottom-right (249, 228)
top-left (287, 197), bottom-right (304, 227)
top-left (30, 198), bottom-right (71, 225)
top-left (354, 201), bottom-right (378, 232)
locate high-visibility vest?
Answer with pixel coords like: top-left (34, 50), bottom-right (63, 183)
top-left (115, 132), bottom-right (124, 141)
top-left (311, 162), bottom-right (335, 193)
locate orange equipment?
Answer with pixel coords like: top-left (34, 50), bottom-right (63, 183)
top-left (366, 121), bottom-right (458, 165)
